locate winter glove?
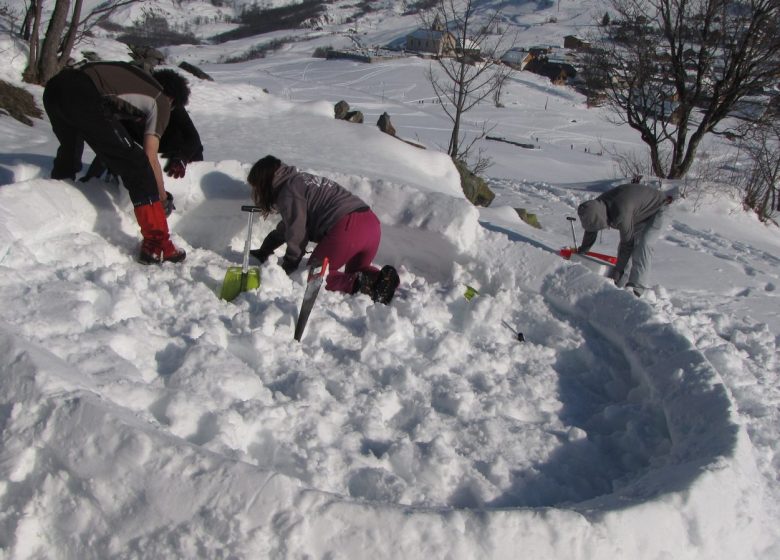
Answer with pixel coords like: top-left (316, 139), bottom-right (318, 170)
top-left (250, 248), bottom-right (272, 264)
top-left (609, 267), bottom-right (623, 284)
top-left (280, 256), bottom-right (301, 275)
top-left (163, 191), bottom-right (176, 217)
top-left (164, 158), bottom-right (187, 179)
top-left (251, 229), bottom-right (286, 265)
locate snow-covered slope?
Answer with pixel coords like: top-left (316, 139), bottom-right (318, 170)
top-left (0, 2), bottom-right (778, 558)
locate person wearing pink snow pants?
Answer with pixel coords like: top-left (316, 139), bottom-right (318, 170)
top-left (246, 155), bottom-right (399, 304)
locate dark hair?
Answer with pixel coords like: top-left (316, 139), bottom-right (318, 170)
top-left (152, 69), bottom-right (190, 107)
top-left (247, 155), bottom-right (282, 215)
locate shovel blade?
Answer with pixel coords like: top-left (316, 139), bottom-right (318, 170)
top-left (220, 267), bottom-right (261, 301)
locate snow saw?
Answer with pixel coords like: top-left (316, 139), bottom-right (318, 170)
top-left (294, 257), bottom-right (329, 342)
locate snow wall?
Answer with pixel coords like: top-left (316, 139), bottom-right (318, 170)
top-left (0, 264), bottom-right (762, 560)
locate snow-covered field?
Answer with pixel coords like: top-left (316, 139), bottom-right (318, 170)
top-left (0, 2), bottom-right (778, 558)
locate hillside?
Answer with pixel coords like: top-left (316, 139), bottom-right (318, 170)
top-left (0, 2), bottom-right (778, 559)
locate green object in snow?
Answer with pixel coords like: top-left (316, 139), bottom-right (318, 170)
top-left (220, 206), bottom-right (263, 302)
top-left (220, 267), bottom-right (261, 301)
top-left (464, 285), bottom-right (479, 301)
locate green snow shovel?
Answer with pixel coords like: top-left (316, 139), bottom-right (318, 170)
top-left (220, 205), bottom-right (262, 301)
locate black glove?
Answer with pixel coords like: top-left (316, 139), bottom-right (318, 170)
top-left (250, 248), bottom-right (271, 264)
top-left (163, 191), bottom-right (176, 217)
top-left (164, 158), bottom-right (187, 179)
top-left (609, 267), bottom-right (623, 284)
top-left (281, 256), bottom-right (300, 275)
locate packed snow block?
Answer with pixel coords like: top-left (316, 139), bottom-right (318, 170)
top-left (0, 221), bottom-right (13, 263)
top-left (0, 328), bottom-right (306, 555)
top-left (0, 179), bottom-right (100, 258)
top-left (641, 347), bottom-right (739, 462)
top-left (366, 179), bottom-right (481, 254)
top-left (535, 265), bottom-right (765, 556)
top-left (542, 264), bottom-right (751, 481)
top-left (290, 498), bottom-right (593, 559)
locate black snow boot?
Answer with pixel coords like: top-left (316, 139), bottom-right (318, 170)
top-left (372, 265), bottom-right (400, 305)
top-left (353, 266), bottom-right (400, 305)
top-left (353, 270), bottom-right (378, 297)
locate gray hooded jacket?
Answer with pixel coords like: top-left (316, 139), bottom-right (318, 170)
top-left (577, 183), bottom-right (668, 275)
top-left (259, 165), bottom-right (369, 269)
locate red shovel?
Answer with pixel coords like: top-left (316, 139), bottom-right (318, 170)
top-left (562, 216), bottom-right (617, 264)
top-left (559, 247), bottom-right (617, 265)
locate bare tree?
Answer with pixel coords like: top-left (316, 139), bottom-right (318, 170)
top-left (421, 0), bottom-right (514, 164)
top-left (492, 70), bottom-right (508, 108)
top-left (584, 0), bottom-right (780, 179)
top-left (740, 106), bottom-right (780, 222)
top-left (21, 0), bottom-right (140, 85)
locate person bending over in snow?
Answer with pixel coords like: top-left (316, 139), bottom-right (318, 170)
top-left (577, 182), bottom-right (672, 297)
top-left (247, 155), bottom-right (400, 304)
top-left (43, 62), bottom-right (188, 264)
top-left (82, 100), bottom-right (204, 184)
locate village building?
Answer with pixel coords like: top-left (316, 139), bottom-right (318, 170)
top-left (563, 35), bottom-right (591, 51)
top-left (405, 15), bottom-right (456, 56)
top-left (500, 47), bottom-right (532, 69)
top-left (500, 43), bottom-right (580, 85)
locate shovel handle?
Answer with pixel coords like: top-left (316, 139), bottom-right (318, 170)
top-left (240, 208), bottom-right (260, 274)
top-left (566, 216), bottom-right (578, 248)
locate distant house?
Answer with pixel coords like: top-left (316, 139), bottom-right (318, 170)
top-left (406, 15), bottom-right (456, 56)
top-left (525, 57), bottom-right (578, 84)
top-left (459, 38), bottom-right (481, 58)
top-left (563, 35), bottom-right (591, 51)
top-left (500, 47), bottom-right (532, 69)
top-left (529, 45), bottom-right (555, 57)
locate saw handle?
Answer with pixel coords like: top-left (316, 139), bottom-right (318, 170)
top-left (308, 257), bottom-right (329, 281)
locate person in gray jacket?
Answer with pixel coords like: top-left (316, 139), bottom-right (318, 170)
top-left (577, 182), bottom-right (672, 296)
top-left (247, 155), bottom-right (399, 304)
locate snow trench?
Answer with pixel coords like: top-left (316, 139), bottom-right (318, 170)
top-left (0, 176), bottom-right (764, 558)
top-left (0, 265), bottom-right (761, 560)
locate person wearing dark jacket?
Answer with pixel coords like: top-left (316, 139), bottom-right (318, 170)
top-left (577, 182), bottom-right (672, 296)
top-left (247, 155), bottom-right (400, 304)
top-left (83, 102), bottom-right (204, 183)
top-left (43, 62), bottom-right (187, 264)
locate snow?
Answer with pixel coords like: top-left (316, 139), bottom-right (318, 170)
top-left (1, 3), bottom-right (779, 559)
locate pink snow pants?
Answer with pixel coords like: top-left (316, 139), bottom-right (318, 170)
top-left (311, 209), bottom-right (381, 294)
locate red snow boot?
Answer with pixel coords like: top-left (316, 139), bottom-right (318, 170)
top-left (133, 201), bottom-right (186, 264)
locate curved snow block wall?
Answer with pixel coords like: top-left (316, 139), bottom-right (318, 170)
top-left (0, 263), bottom-right (764, 559)
top-left (285, 265), bottom-right (765, 558)
top-left (545, 265), bottom-right (742, 478)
